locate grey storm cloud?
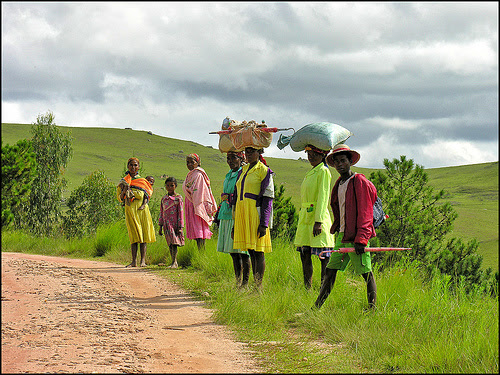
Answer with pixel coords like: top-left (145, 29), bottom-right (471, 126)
top-left (1, 1), bottom-right (498, 168)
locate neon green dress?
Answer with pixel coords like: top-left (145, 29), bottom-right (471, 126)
top-left (294, 163), bottom-right (335, 248)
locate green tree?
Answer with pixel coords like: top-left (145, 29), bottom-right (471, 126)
top-left (426, 237), bottom-right (496, 294)
top-left (370, 156), bottom-right (497, 294)
top-left (1, 139), bottom-right (37, 227)
top-left (24, 111), bottom-right (73, 235)
top-left (369, 156), bottom-right (457, 264)
top-left (62, 170), bottom-right (123, 238)
top-left (271, 184), bottom-right (298, 242)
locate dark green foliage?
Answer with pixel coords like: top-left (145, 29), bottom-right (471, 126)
top-left (369, 156), bottom-right (457, 264)
top-left (426, 238), bottom-right (497, 294)
top-left (271, 184), bottom-right (298, 242)
top-left (1, 139), bottom-right (37, 227)
top-left (63, 170), bottom-right (123, 238)
top-left (370, 155), bottom-right (497, 295)
top-left (24, 112), bottom-right (73, 235)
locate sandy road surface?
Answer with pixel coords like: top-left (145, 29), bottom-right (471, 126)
top-left (1, 252), bottom-right (261, 373)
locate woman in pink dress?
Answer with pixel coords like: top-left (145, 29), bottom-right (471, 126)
top-left (182, 153), bottom-right (217, 250)
top-left (159, 176), bottom-right (185, 268)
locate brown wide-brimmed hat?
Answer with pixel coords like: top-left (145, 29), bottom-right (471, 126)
top-left (326, 144), bottom-right (361, 166)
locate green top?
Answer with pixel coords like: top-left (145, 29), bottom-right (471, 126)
top-left (217, 167), bottom-right (241, 220)
top-left (294, 163), bottom-right (335, 248)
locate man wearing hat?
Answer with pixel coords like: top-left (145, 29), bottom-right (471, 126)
top-left (314, 144), bottom-right (378, 310)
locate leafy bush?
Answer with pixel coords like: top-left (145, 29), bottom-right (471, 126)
top-left (1, 139), bottom-right (37, 227)
top-left (426, 238), bottom-right (498, 295)
top-left (271, 184), bottom-right (298, 242)
top-left (63, 170), bottom-right (123, 238)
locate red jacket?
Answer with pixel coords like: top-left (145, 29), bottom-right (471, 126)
top-left (330, 173), bottom-right (377, 246)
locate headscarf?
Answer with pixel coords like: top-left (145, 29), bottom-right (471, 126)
top-left (227, 151), bottom-right (245, 160)
top-left (304, 145), bottom-right (329, 155)
top-left (127, 157), bottom-right (140, 166)
top-left (187, 153), bottom-right (200, 165)
top-left (259, 154), bottom-right (268, 166)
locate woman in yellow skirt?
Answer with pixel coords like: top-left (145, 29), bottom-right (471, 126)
top-left (117, 157), bottom-right (156, 267)
top-left (232, 147), bottom-right (274, 289)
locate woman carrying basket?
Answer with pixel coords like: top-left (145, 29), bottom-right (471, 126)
top-left (231, 147), bottom-right (274, 291)
top-left (294, 144), bottom-right (335, 289)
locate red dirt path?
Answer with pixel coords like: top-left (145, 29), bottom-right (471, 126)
top-left (1, 252), bottom-right (261, 373)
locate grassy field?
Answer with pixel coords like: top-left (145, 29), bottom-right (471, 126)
top-left (424, 163), bottom-right (499, 271)
top-left (2, 225), bottom-right (498, 373)
top-left (2, 122), bottom-right (498, 270)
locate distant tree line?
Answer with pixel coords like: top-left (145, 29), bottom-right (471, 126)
top-left (1, 111), bottom-right (497, 296)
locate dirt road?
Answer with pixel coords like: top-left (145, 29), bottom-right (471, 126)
top-left (1, 252), bottom-right (261, 373)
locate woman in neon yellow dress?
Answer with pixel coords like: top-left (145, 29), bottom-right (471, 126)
top-left (294, 145), bottom-right (335, 289)
top-left (232, 147), bottom-right (274, 289)
top-left (117, 157), bottom-right (156, 267)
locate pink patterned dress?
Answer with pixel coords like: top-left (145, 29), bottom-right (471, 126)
top-left (182, 167), bottom-right (217, 240)
top-left (158, 193), bottom-right (185, 246)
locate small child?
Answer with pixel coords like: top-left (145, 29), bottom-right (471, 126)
top-left (118, 178), bottom-right (135, 206)
top-left (138, 176), bottom-right (155, 210)
top-left (158, 177), bottom-right (185, 268)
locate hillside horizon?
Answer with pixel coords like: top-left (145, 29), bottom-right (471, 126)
top-left (3, 122), bottom-right (498, 169)
top-left (2, 122), bottom-right (498, 270)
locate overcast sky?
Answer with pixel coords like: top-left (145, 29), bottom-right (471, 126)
top-left (2, 2), bottom-right (498, 169)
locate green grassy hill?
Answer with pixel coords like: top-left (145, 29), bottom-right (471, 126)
top-left (2, 123), bottom-right (498, 270)
top-left (424, 163), bottom-right (498, 271)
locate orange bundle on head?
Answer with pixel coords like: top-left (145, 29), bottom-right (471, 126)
top-left (215, 119), bottom-right (273, 152)
top-left (229, 126), bottom-right (272, 151)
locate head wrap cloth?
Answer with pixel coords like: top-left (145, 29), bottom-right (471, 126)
top-left (304, 145), bottom-right (329, 155)
top-left (127, 157), bottom-right (140, 166)
top-left (227, 151), bottom-right (245, 159)
top-left (187, 153), bottom-right (200, 164)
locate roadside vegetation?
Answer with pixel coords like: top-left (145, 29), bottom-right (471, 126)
top-left (2, 112), bottom-right (498, 373)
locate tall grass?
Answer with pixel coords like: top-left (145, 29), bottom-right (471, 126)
top-left (152, 237), bottom-right (499, 373)
top-left (2, 226), bottom-right (498, 373)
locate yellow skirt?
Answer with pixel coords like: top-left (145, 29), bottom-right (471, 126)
top-left (123, 189), bottom-right (156, 244)
top-left (233, 197), bottom-right (272, 253)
